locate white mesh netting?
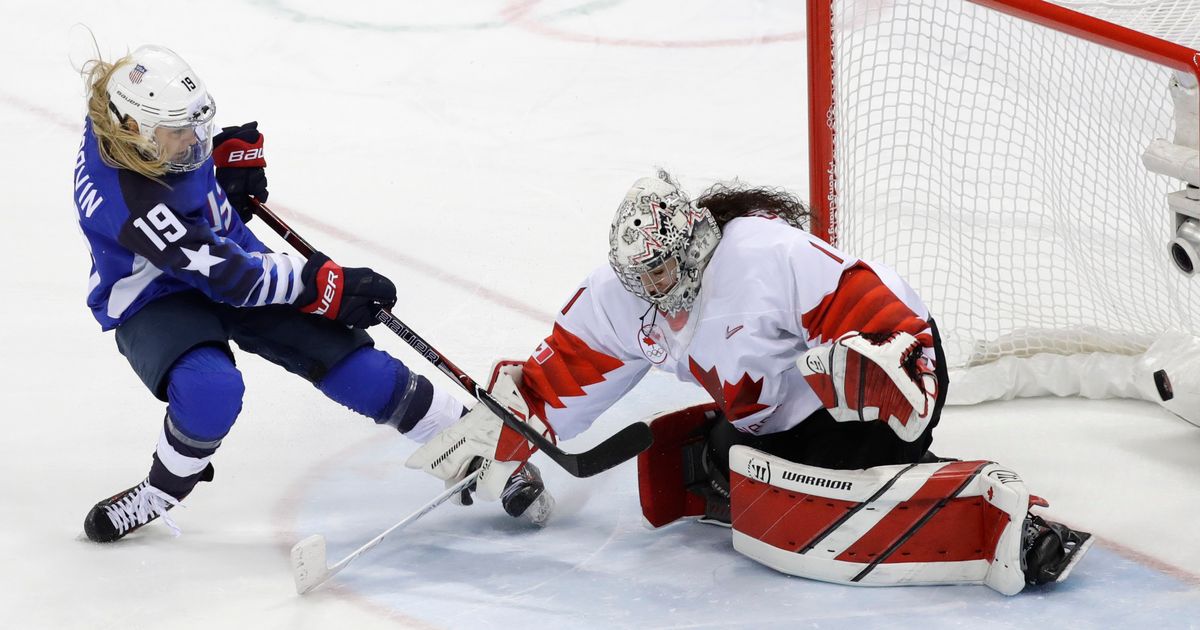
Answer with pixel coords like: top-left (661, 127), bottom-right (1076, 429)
top-left (1057, 0), bottom-right (1200, 48)
top-left (824, 0), bottom-right (1200, 369)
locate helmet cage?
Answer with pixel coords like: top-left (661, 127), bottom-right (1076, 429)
top-left (617, 250), bottom-right (685, 302)
top-left (609, 177), bottom-right (721, 314)
top-left (109, 92), bottom-right (216, 173)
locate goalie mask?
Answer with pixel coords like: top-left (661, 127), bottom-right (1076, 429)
top-left (608, 173), bottom-right (722, 314)
top-left (106, 45), bottom-right (216, 173)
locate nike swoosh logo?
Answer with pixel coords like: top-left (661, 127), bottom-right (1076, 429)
top-left (725, 325), bottom-right (744, 339)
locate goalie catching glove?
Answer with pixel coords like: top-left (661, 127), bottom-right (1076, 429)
top-left (405, 361), bottom-right (556, 523)
top-left (798, 331), bottom-right (939, 442)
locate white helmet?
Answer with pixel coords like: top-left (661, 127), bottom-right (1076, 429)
top-left (106, 45), bottom-right (216, 173)
top-left (608, 172), bottom-right (722, 314)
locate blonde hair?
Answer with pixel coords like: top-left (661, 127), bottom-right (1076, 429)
top-left (82, 54), bottom-right (170, 180)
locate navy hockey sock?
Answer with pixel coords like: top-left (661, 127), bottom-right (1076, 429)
top-left (150, 413), bottom-right (220, 500)
top-left (318, 347), bottom-right (436, 432)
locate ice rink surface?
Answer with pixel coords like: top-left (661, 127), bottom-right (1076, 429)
top-left (3, 1), bottom-right (1200, 628)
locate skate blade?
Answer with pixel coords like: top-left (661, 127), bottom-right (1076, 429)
top-left (1053, 532), bottom-right (1095, 584)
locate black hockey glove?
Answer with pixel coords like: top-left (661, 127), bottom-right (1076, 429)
top-left (296, 252), bottom-right (397, 329)
top-left (213, 121), bottom-right (268, 223)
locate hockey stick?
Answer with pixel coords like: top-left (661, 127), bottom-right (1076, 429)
top-left (291, 468), bottom-right (482, 594)
top-left (249, 198), bottom-right (653, 477)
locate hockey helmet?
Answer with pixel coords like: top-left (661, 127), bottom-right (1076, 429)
top-left (608, 172), bottom-right (722, 314)
top-left (106, 45), bottom-right (216, 173)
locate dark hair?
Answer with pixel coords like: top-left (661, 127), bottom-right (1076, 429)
top-left (695, 182), bottom-right (810, 231)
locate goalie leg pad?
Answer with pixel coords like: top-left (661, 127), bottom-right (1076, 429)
top-left (728, 446), bottom-right (1034, 595)
top-left (637, 403), bottom-right (722, 528)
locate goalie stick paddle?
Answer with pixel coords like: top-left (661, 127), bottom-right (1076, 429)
top-left (250, 198), bottom-right (653, 477)
top-left (292, 468), bottom-right (482, 594)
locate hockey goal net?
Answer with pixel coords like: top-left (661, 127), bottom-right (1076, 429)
top-left (808, 0), bottom-right (1200, 406)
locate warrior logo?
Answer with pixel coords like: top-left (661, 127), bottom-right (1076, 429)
top-left (638, 323), bottom-right (669, 364)
top-left (804, 354), bottom-right (827, 375)
top-left (746, 457), bottom-right (771, 483)
top-left (781, 470), bottom-right (853, 491)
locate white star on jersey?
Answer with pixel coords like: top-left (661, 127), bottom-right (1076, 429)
top-left (180, 244), bottom-right (225, 277)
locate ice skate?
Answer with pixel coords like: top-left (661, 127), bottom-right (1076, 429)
top-left (1022, 514), bottom-right (1094, 586)
top-left (83, 479), bottom-right (182, 543)
top-left (84, 463), bottom-right (214, 543)
top-left (691, 440), bottom-right (731, 527)
top-left (501, 462), bottom-right (555, 527)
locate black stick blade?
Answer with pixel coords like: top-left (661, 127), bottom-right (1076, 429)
top-left (546, 422), bottom-right (654, 478)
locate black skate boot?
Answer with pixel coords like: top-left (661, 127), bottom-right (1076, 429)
top-left (692, 448), bottom-right (731, 527)
top-left (680, 422), bottom-right (732, 527)
top-left (84, 464), bottom-right (214, 543)
top-left (1022, 514), bottom-right (1094, 586)
top-left (502, 462), bottom-right (554, 527)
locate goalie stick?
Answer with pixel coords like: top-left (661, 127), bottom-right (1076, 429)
top-left (249, 198), bottom-right (653, 477)
top-left (291, 468), bottom-right (482, 594)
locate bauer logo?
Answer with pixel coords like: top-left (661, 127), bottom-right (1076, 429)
top-left (745, 457), bottom-right (771, 483)
top-left (226, 148), bottom-right (264, 163)
top-left (313, 269), bottom-right (339, 315)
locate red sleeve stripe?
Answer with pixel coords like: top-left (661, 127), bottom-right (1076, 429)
top-left (810, 241), bottom-right (844, 263)
top-left (519, 323), bottom-right (625, 420)
top-left (801, 262), bottom-right (930, 344)
top-left (561, 287), bottom-right (587, 316)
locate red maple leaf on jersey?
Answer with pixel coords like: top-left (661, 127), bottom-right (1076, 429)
top-left (520, 323), bottom-right (626, 420)
top-left (687, 358), bottom-right (769, 421)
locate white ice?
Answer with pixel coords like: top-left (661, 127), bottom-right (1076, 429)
top-left (2, 1), bottom-right (1199, 628)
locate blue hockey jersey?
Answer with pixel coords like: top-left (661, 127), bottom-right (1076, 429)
top-left (72, 118), bottom-right (306, 330)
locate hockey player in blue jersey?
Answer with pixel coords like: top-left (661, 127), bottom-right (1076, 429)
top-left (75, 45), bottom-right (550, 542)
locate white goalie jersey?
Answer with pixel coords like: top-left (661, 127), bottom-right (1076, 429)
top-left (515, 215), bottom-right (936, 440)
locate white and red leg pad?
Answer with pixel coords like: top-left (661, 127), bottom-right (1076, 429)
top-left (637, 403), bottom-right (721, 528)
top-left (728, 445), bottom-right (1031, 595)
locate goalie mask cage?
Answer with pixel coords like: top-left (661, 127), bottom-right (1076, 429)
top-left (808, 0), bottom-right (1200, 386)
